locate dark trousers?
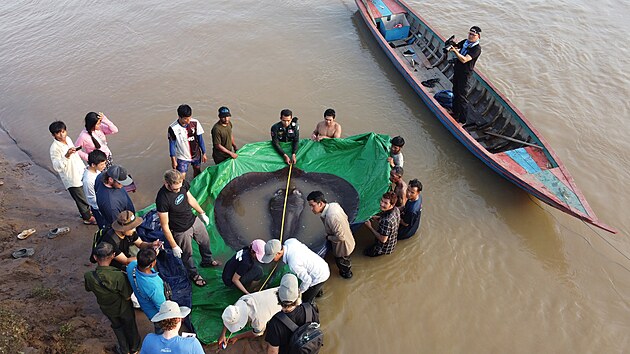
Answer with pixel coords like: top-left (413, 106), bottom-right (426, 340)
top-left (92, 207), bottom-right (107, 229)
top-left (363, 244), bottom-right (386, 258)
top-left (67, 186), bottom-right (92, 220)
top-left (452, 71), bottom-right (471, 123)
top-left (335, 256), bottom-right (352, 277)
top-left (106, 306), bottom-right (140, 354)
top-left (302, 281), bottom-right (325, 304)
top-left (239, 265), bottom-right (264, 287)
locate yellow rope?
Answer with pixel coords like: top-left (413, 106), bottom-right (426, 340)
top-left (258, 164), bottom-right (293, 291)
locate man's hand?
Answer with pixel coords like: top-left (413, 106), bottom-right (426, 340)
top-left (172, 246), bottom-right (183, 258)
top-left (217, 335), bottom-right (228, 350)
top-left (230, 151), bottom-right (238, 159)
top-left (65, 147), bottom-right (77, 158)
top-left (199, 213), bottom-right (210, 225)
top-left (228, 337), bottom-right (239, 344)
top-left (291, 154), bottom-right (297, 164)
top-left (201, 153), bottom-right (208, 163)
top-left (283, 154), bottom-right (291, 165)
top-left (171, 158), bottom-right (178, 170)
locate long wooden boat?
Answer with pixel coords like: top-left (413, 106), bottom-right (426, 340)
top-left (356, 0), bottom-right (616, 233)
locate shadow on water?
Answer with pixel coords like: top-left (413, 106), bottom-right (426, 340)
top-left (350, 12), bottom-right (571, 280)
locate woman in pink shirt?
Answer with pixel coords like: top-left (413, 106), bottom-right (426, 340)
top-left (75, 112), bottom-right (118, 166)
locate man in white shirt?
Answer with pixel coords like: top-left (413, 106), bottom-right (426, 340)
top-left (49, 121), bottom-right (95, 225)
top-left (261, 238), bottom-right (330, 303)
top-left (217, 287), bottom-right (282, 349)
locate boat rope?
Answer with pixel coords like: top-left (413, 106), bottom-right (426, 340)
top-left (526, 194), bottom-right (630, 269)
top-left (258, 163), bottom-right (294, 291)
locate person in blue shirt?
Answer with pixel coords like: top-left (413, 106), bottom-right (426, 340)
top-left (140, 301), bottom-right (204, 354)
top-left (398, 179), bottom-right (423, 240)
top-left (127, 248), bottom-right (166, 333)
top-left (95, 164), bottom-right (135, 228)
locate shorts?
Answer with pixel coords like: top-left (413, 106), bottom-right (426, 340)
top-left (176, 158), bottom-right (201, 173)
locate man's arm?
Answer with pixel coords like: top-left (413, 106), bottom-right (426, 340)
top-left (168, 127), bottom-right (178, 169)
top-left (197, 133), bottom-right (208, 163)
top-left (270, 126), bottom-right (287, 158)
top-left (291, 124), bottom-right (299, 155)
top-left (158, 212), bottom-right (178, 249)
top-left (333, 123), bottom-right (342, 138)
top-left (364, 218), bottom-right (388, 243)
top-left (231, 272), bottom-right (250, 295)
top-left (186, 191), bottom-right (205, 215)
top-left (268, 346), bottom-right (279, 354)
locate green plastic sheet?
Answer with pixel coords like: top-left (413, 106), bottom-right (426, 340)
top-left (141, 133), bottom-right (391, 344)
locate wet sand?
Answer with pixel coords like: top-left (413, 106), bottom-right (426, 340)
top-left (0, 126), bottom-right (259, 353)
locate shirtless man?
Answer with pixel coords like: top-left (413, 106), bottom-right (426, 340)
top-left (311, 108), bottom-right (341, 141)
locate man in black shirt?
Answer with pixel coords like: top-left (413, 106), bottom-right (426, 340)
top-left (270, 109), bottom-right (299, 165)
top-left (221, 239), bottom-right (265, 295)
top-left (101, 210), bottom-right (161, 271)
top-left (265, 274), bottom-right (320, 354)
top-left (450, 25), bottom-right (482, 123)
top-left (156, 169), bottom-right (221, 287)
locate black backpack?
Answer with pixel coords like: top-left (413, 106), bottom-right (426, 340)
top-left (277, 303), bottom-right (323, 354)
top-left (89, 227), bottom-right (109, 263)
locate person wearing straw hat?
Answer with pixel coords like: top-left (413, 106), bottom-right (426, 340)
top-left (265, 274), bottom-right (320, 354)
top-left (222, 239), bottom-right (266, 295)
top-left (85, 242), bottom-right (141, 354)
top-left (217, 287), bottom-right (282, 349)
top-left (99, 210), bottom-right (162, 271)
top-left (140, 301), bottom-right (204, 354)
top-left (261, 238), bottom-right (330, 304)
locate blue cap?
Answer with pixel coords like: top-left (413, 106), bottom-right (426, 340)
top-left (218, 106), bottom-right (231, 118)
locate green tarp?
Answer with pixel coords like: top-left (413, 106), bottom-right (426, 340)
top-left (141, 133), bottom-right (391, 344)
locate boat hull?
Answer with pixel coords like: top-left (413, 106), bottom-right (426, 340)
top-left (355, 0), bottom-right (616, 233)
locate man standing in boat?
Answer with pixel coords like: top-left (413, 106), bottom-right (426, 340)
top-left (450, 26), bottom-right (482, 124)
top-left (270, 109), bottom-right (299, 165)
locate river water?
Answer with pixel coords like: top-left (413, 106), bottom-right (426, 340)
top-left (1, 0), bottom-right (629, 352)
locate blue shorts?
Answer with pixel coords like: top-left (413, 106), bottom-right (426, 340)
top-left (176, 158), bottom-right (201, 173)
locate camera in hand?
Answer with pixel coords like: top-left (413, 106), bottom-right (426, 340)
top-left (442, 35), bottom-right (456, 53)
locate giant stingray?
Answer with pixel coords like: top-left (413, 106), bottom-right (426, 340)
top-left (214, 167), bottom-right (359, 254)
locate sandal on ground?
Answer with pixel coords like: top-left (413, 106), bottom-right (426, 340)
top-left (12, 248), bottom-right (35, 259)
top-left (83, 217), bottom-right (97, 225)
top-left (17, 228), bottom-right (36, 240)
top-left (200, 259), bottom-right (222, 268)
top-left (192, 274), bottom-right (207, 287)
top-left (47, 227), bottom-right (70, 239)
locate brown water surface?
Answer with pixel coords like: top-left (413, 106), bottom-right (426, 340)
top-left (1, 0), bottom-right (629, 352)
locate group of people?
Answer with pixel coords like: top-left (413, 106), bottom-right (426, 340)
top-left (48, 104), bottom-right (424, 353)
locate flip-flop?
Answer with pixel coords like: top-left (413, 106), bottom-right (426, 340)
top-left (17, 228), bottom-right (36, 240)
top-left (47, 227), bottom-right (70, 239)
top-left (200, 259), bottom-right (222, 268)
top-left (83, 217), bottom-right (97, 225)
top-left (192, 274), bottom-right (207, 287)
top-left (12, 248), bottom-right (35, 259)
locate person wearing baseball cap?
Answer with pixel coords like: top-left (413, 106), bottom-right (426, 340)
top-left (222, 239), bottom-right (266, 295)
top-left (98, 210), bottom-right (161, 270)
top-left (448, 25), bottom-right (483, 124)
top-left (265, 274), bottom-right (321, 353)
top-left (217, 286), bottom-right (282, 349)
top-left (211, 105), bottom-right (239, 164)
top-left (95, 164), bottom-right (136, 227)
top-left (261, 238), bottom-right (330, 303)
top-left (140, 301), bottom-right (204, 354)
